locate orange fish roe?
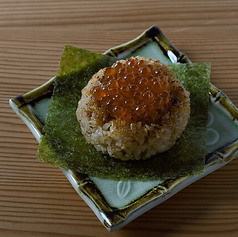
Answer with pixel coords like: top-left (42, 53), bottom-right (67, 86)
top-left (91, 57), bottom-right (173, 124)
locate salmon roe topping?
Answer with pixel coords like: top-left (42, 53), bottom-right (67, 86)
top-left (91, 58), bottom-right (173, 124)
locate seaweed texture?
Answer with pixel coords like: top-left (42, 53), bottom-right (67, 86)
top-left (37, 45), bottom-right (211, 181)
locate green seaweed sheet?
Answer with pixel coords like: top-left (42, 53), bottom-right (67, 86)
top-left (37, 45), bottom-right (211, 181)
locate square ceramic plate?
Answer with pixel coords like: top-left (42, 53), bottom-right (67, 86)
top-left (9, 26), bottom-right (238, 231)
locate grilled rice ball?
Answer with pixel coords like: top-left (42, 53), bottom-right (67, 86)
top-left (76, 56), bottom-right (190, 161)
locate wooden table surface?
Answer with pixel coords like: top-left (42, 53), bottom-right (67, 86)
top-left (1, 0), bottom-right (238, 236)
